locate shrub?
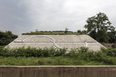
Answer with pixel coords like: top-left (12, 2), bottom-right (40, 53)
top-left (65, 48), bottom-right (78, 57)
top-left (89, 51), bottom-right (115, 64)
top-left (0, 46), bottom-right (116, 64)
top-left (0, 47), bottom-right (66, 57)
top-left (101, 47), bottom-right (116, 57)
top-left (0, 31), bottom-right (18, 45)
top-left (78, 46), bottom-right (89, 53)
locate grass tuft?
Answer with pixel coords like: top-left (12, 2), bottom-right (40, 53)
top-left (0, 46), bottom-right (116, 65)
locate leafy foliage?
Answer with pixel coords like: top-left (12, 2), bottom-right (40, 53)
top-left (64, 28), bottom-right (69, 34)
top-left (0, 31), bottom-right (18, 45)
top-left (84, 12), bottom-right (115, 43)
top-left (22, 29), bottom-right (87, 35)
top-left (77, 30), bottom-right (87, 34)
top-left (0, 46), bottom-right (116, 65)
top-left (107, 31), bottom-right (116, 43)
top-left (0, 47), bottom-right (66, 57)
top-left (65, 47), bottom-right (116, 65)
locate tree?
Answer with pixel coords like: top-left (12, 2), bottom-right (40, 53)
top-left (64, 28), bottom-right (69, 34)
top-left (77, 30), bottom-right (87, 34)
top-left (107, 31), bottom-right (116, 43)
top-left (84, 12), bottom-right (115, 43)
top-left (0, 30), bottom-right (18, 45)
top-left (77, 30), bottom-right (82, 34)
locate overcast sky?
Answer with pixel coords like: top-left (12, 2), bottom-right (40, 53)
top-left (0, 0), bottom-right (116, 35)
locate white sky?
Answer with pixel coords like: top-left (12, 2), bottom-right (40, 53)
top-left (0, 0), bottom-right (116, 35)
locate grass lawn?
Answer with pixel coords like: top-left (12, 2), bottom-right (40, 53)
top-left (0, 56), bottom-right (106, 66)
top-left (0, 46), bottom-right (116, 65)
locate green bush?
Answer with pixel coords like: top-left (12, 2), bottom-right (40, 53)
top-left (0, 45), bottom-right (5, 51)
top-left (0, 31), bottom-right (18, 45)
top-left (78, 46), bottom-right (89, 53)
top-left (22, 30), bottom-right (83, 35)
top-left (66, 47), bottom-right (116, 65)
top-left (66, 47), bottom-right (89, 56)
top-left (92, 51), bottom-right (115, 64)
top-left (101, 47), bottom-right (116, 57)
top-left (0, 47), bottom-right (66, 57)
top-left (0, 46), bottom-right (116, 65)
top-left (65, 48), bottom-right (78, 57)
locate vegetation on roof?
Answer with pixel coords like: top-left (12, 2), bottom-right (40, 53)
top-left (22, 29), bottom-right (87, 35)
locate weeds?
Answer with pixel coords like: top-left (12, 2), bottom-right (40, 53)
top-left (0, 46), bottom-right (66, 57)
top-left (0, 46), bottom-right (116, 65)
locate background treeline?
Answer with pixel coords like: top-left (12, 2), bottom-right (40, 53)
top-left (0, 28), bottom-right (116, 45)
top-left (0, 31), bottom-right (18, 45)
top-left (22, 12), bottom-right (116, 43)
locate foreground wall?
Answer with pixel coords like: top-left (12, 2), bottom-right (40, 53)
top-left (0, 66), bottom-right (116, 77)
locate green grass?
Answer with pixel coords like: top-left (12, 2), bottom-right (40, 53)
top-left (0, 46), bottom-right (116, 65)
top-left (22, 30), bottom-right (81, 35)
top-left (0, 56), bottom-right (106, 66)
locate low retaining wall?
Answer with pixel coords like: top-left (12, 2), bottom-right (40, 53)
top-left (0, 66), bottom-right (116, 77)
top-left (102, 44), bottom-right (116, 48)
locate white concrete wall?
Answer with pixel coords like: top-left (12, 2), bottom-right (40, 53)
top-left (6, 35), bottom-right (105, 51)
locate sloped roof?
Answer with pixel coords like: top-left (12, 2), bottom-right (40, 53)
top-left (6, 35), bottom-right (105, 51)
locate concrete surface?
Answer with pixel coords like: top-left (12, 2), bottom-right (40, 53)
top-left (0, 66), bottom-right (116, 77)
top-left (6, 35), bottom-right (105, 51)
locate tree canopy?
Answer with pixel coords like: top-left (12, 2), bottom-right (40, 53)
top-left (0, 30), bottom-right (18, 45)
top-left (84, 12), bottom-right (115, 43)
